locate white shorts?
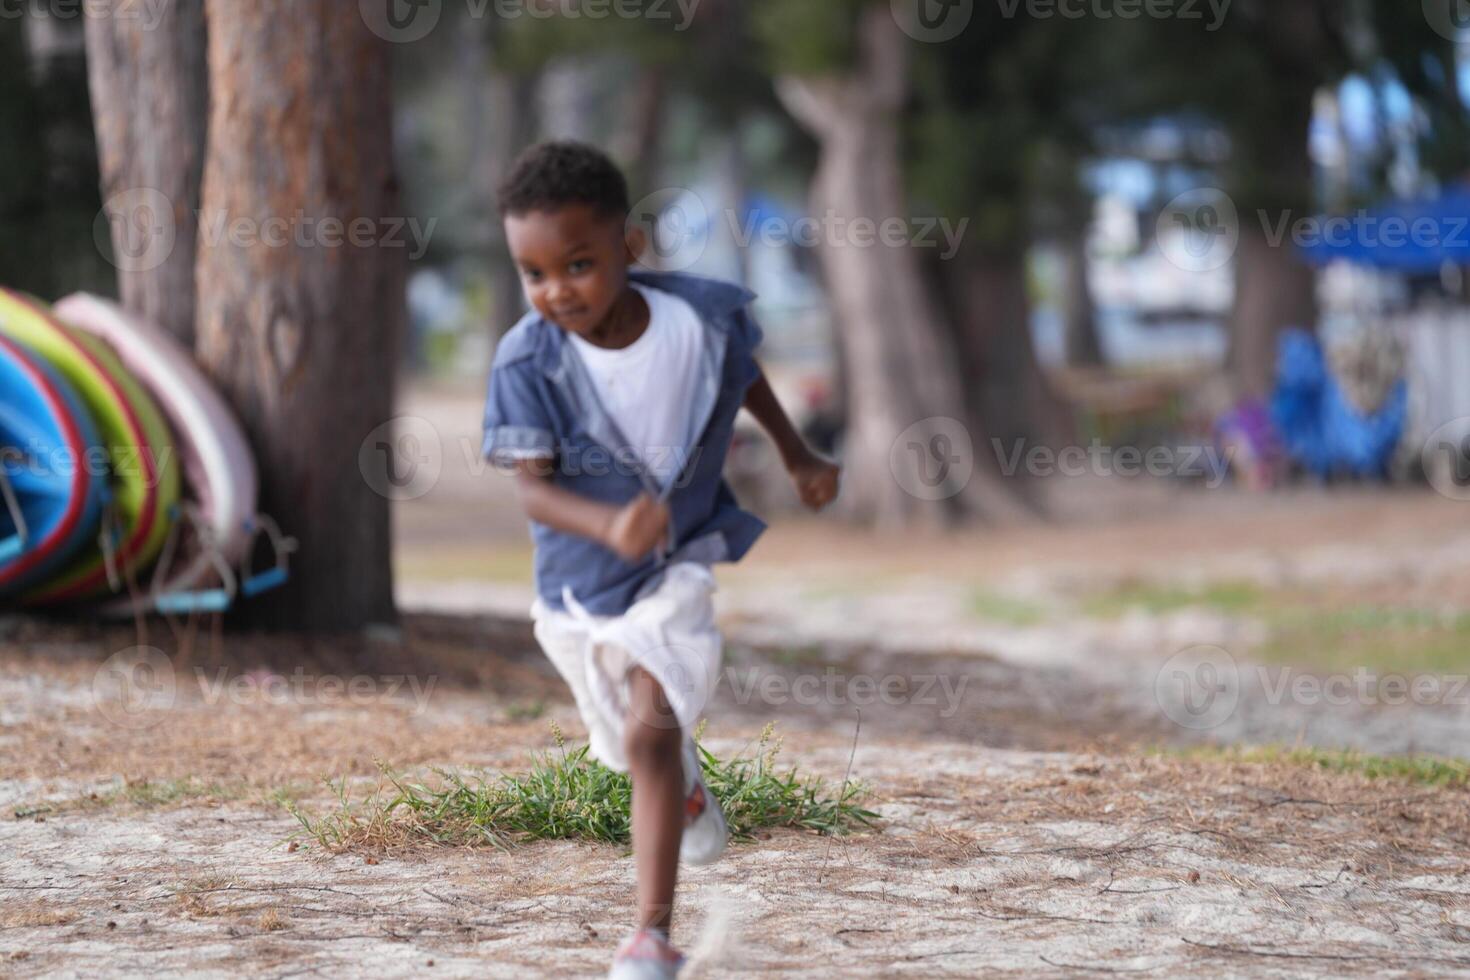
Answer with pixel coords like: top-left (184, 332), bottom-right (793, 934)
top-left (530, 562), bottom-right (722, 773)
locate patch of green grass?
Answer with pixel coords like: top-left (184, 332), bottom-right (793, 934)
top-left (1086, 580), bottom-right (1470, 673)
top-left (756, 643), bottom-right (829, 667)
top-left (1257, 607), bottom-right (1470, 675)
top-left (1152, 743), bottom-right (1470, 788)
top-left (1083, 580), bottom-right (1266, 619)
top-left (503, 699), bottom-right (547, 722)
top-left (970, 590), bottom-right (1048, 627)
top-left (286, 723), bottom-right (878, 852)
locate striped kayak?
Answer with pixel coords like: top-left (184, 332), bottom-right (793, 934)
top-left (56, 294), bottom-right (259, 616)
top-left (0, 290), bottom-right (180, 604)
top-left (0, 334), bottom-right (108, 595)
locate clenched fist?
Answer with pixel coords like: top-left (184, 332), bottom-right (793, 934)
top-left (604, 493), bottom-right (671, 561)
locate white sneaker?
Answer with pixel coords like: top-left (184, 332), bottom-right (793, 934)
top-left (679, 739), bottom-right (728, 866)
top-left (607, 928), bottom-right (685, 979)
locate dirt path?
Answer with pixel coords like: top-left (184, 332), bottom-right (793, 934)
top-left (3, 618), bottom-right (1469, 978)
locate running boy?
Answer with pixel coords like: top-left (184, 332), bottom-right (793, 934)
top-left (481, 141), bottom-right (840, 978)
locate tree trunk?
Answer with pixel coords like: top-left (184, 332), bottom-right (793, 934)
top-left (195, 0), bottom-right (403, 632)
top-left (941, 243), bottom-right (1074, 462)
top-left (83, 0), bottom-right (206, 346)
top-left (1225, 5), bottom-right (1321, 399)
top-left (1228, 219), bottom-right (1318, 398)
top-left (487, 71), bottom-right (538, 337)
top-left (1059, 232), bottom-right (1104, 367)
top-left (776, 6), bottom-right (1030, 527)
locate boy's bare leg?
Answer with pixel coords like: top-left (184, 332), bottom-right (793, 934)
top-left (624, 665), bottom-right (684, 935)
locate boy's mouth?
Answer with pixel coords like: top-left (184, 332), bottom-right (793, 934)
top-left (552, 306), bottom-right (588, 322)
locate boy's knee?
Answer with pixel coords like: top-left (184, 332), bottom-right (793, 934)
top-left (623, 667), bottom-right (682, 766)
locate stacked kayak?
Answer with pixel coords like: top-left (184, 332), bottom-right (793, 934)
top-left (0, 333), bottom-right (108, 593)
top-left (0, 289), bottom-right (285, 615)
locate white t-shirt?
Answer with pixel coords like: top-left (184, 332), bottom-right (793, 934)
top-left (568, 283), bottom-right (704, 490)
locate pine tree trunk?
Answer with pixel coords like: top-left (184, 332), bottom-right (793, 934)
top-left (82, 0), bottom-right (206, 346)
top-left (195, 0), bottom-right (403, 632)
top-left (1225, 3), bottom-right (1321, 398)
top-left (1228, 219), bottom-right (1318, 398)
top-left (1060, 232), bottom-right (1104, 367)
top-left (776, 6), bottom-right (1030, 527)
top-left (941, 244), bottom-right (1074, 461)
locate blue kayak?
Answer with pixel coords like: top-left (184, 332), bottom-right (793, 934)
top-left (0, 334), bottom-right (108, 596)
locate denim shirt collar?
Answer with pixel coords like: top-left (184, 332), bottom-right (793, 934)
top-left (530, 269), bottom-right (755, 379)
top-left (529, 269), bottom-right (756, 505)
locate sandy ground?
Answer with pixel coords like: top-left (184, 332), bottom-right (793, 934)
top-left (3, 653), bottom-right (1469, 979)
top-left (4, 384), bottom-right (1470, 976)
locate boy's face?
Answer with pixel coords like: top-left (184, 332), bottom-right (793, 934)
top-left (504, 204), bottom-right (645, 337)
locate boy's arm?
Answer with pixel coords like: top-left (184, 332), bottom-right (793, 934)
top-left (742, 365), bottom-right (840, 511)
top-left (510, 457), bottom-right (668, 561)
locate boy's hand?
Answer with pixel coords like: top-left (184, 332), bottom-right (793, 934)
top-left (787, 449), bottom-right (840, 511)
top-left (603, 493), bottom-right (670, 561)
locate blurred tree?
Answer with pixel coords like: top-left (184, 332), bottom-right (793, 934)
top-left (0, 15), bottom-right (107, 300)
top-left (761, 2), bottom-right (1035, 526)
top-left (195, 0), bottom-right (403, 632)
top-left (1130, 0), bottom-right (1470, 396)
top-left (83, 0), bottom-right (207, 346)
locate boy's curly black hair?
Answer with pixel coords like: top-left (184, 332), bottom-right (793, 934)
top-left (496, 140), bottom-right (630, 221)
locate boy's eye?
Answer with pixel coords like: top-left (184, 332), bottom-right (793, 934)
top-left (522, 268), bottom-right (542, 282)
top-left (568, 259), bottom-right (592, 274)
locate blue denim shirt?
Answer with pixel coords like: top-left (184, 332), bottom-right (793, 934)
top-left (481, 269), bottom-right (768, 615)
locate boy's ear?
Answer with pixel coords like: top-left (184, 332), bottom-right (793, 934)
top-left (623, 222), bottom-right (647, 266)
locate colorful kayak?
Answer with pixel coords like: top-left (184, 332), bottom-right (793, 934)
top-left (0, 290), bottom-right (179, 604)
top-left (0, 334), bottom-right (108, 595)
top-left (56, 294), bottom-right (259, 615)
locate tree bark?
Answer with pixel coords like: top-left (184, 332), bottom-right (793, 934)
top-left (83, 0), bottom-right (206, 346)
top-left (940, 243), bottom-right (1074, 461)
top-left (1228, 218), bottom-right (1318, 399)
top-left (195, 0), bottom-right (403, 632)
top-left (1224, 2), bottom-right (1322, 398)
top-left (776, 6), bottom-right (1030, 527)
top-left (1059, 232), bottom-right (1104, 367)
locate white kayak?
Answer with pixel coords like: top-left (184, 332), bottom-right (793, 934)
top-left (54, 294), bottom-right (259, 616)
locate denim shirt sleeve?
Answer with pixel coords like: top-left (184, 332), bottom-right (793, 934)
top-left (730, 305), bottom-right (765, 360)
top-left (481, 359), bottom-right (557, 463)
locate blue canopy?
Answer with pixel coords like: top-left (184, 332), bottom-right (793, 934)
top-left (1297, 186), bottom-right (1470, 273)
